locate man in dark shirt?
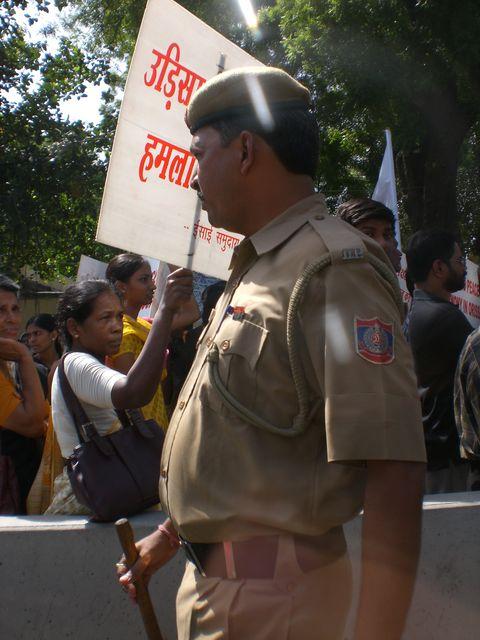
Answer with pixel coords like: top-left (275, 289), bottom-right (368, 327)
top-left (405, 229), bottom-right (472, 493)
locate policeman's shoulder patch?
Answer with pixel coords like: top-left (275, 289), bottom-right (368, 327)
top-left (354, 317), bottom-right (395, 365)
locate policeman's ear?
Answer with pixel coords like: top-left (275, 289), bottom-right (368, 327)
top-left (238, 131), bottom-right (255, 175)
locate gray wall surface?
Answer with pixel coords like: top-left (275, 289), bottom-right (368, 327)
top-left (1, 494), bottom-right (479, 639)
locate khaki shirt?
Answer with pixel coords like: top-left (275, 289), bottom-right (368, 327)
top-left (160, 194), bottom-right (425, 543)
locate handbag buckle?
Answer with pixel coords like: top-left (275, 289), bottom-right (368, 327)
top-left (81, 422), bottom-right (96, 441)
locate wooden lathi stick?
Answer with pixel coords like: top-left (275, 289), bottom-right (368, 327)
top-left (115, 518), bottom-right (164, 640)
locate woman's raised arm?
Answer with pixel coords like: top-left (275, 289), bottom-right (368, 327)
top-left (111, 268), bottom-right (193, 408)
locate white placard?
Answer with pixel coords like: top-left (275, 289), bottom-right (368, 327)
top-left (76, 255), bottom-right (107, 281)
top-left (450, 259), bottom-right (480, 328)
top-left (96, 0), bottom-right (263, 279)
top-left (138, 258), bottom-right (170, 319)
top-left (76, 255), bottom-right (170, 319)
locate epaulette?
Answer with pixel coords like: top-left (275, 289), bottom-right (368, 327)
top-left (308, 214), bottom-right (367, 265)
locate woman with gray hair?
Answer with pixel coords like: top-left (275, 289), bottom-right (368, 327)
top-left (0, 274), bottom-right (48, 512)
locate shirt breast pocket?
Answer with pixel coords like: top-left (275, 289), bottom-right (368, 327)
top-left (204, 319), bottom-right (269, 415)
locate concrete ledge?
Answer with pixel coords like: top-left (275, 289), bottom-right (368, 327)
top-left (0, 513), bottom-right (184, 640)
top-left (1, 494), bottom-right (480, 639)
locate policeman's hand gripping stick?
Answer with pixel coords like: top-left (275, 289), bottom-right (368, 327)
top-left (115, 518), bottom-right (164, 640)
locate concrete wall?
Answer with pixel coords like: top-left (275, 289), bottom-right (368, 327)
top-left (20, 293), bottom-right (62, 332)
top-left (1, 494), bottom-right (479, 639)
top-left (343, 494), bottom-right (480, 639)
top-left (0, 513), bottom-right (183, 640)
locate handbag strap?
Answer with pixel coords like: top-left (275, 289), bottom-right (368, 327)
top-left (58, 355), bottom-right (134, 442)
top-left (58, 355), bottom-right (101, 444)
top-left (116, 408), bottom-right (155, 438)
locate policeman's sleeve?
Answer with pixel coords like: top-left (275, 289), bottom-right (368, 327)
top-left (299, 257), bottom-right (426, 464)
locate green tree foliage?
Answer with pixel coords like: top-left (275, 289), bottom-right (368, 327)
top-left (263, 1), bottom-right (480, 241)
top-left (3, 1), bottom-right (480, 278)
top-left (62, 0), bottom-right (480, 249)
top-left (458, 126), bottom-right (480, 259)
top-left (1, 0), bottom-right (115, 280)
top-left (60, 0), bottom-right (254, 57)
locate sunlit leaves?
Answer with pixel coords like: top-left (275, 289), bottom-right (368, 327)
top-left (1, 1), bottom-right (114, 279)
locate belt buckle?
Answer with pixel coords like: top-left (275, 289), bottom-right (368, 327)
top-left (179, 536), bottom-right (206, 577)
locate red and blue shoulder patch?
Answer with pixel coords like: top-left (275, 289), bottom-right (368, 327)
top-left (354, 317), bottom-right (395, 365)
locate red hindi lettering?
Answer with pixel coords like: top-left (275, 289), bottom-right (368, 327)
top-left (178, 71), bottom-right (205, 106)
top-left (168, 148), bottom-right (196, 188)
top-left (193, 223), bottom-right (212, 243)
top-left (216, 231), bottom-right (228, 252)
top-left (161, 44), bottom-right (182, 110)
top-left (154, 139), bottom-right (175, 180)
top-left (225, 234), bottom-right (240, 250)
top-left (144, 49), bottom-right (168, 88)
top-left (144, 43), bottom-right (206, 110)
top-left (143, 44), bottom-right (181, 109)
top-left (139, 132), bottom-right (195, 190)
top-left (138, 133), bottom-right (163, 182)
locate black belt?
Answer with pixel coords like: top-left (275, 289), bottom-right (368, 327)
top-left (181, 527), bottom-right (346, 579)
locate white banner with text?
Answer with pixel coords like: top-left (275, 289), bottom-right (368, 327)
top-left (96, 0), bottom-right (263, 279)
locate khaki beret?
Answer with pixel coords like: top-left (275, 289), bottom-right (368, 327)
top-left (186, 66), bottom-right (311, 133)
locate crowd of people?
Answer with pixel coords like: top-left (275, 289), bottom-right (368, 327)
top-left (2, 65), bottom-right (480, 639)
top-left (0, 263), bottom-right (204, 516)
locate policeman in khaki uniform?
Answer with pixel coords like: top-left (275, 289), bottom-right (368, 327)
top-left (119, 67), bottom-right (426, 640)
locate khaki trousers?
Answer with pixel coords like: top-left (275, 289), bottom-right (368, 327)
top-left (176, 534), bottom-right (352, 640)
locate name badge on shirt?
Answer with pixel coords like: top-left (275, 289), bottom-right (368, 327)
top-left (225, 305), bottom-right (246, 321)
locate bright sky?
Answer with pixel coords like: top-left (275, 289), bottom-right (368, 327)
top-left (13, 0), bottom-right (259, 125)
top-left (10, 0), bottom-right (257, 124)
top-left (14, 1), bottom-right (109, 124)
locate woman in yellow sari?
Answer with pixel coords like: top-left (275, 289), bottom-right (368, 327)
top-left (106, 255), bottom-right (170, 429)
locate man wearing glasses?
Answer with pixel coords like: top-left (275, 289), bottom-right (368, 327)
top-left (405, 230), bottom-right (473, 493)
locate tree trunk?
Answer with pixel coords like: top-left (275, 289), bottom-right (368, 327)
top-left (397, 86), bottom-right (477, 236)
top-left (397, 148), bottom-right (427, 230)
top-left (398, 125), bottom-right (469, 235)
top-left (422, 132), bottom-right (463, 232)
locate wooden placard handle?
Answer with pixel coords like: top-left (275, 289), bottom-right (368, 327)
top-left (115, 518), bottom-right (164, 640)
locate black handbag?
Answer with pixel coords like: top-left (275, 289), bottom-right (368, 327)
top-left (58, 356), bottom-right (164, 522)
